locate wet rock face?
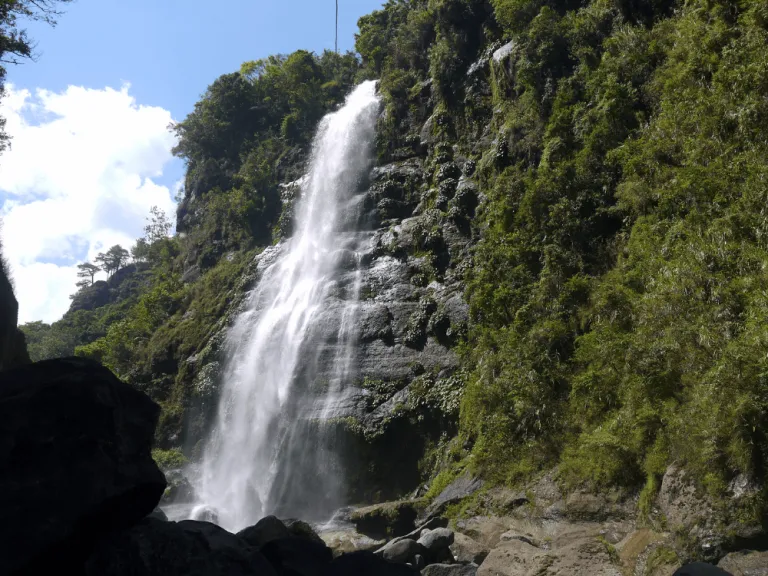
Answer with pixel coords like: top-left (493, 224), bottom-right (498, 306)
top-left (0, 357), bottom-right (167, 575)
top-left (259, 156), bottom-right (475, 502)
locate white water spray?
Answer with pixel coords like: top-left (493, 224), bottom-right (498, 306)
top-left (193, 81), bottom-right (380, 532)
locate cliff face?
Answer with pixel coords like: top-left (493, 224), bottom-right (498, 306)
top-left (20, 0), bottom-right (768, 550)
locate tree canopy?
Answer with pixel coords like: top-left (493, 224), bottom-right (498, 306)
top-left (171, 49), bottom-right (361, 267)
top-left (0, 0), bottom-right (72, 153)
top-left (95, 245), bottom-right (129, 277)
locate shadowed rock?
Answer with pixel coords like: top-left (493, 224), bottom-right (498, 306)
top-left (326, 550), bottom-right (419, 575)
top-left (0, 357), bottom-right (167, 575)
top-left (238, 516), bottom-right (291, 548)
top-left (260, 536), bottom-right (333, 576)
top-left (86, 518), bottom-right (277, 576)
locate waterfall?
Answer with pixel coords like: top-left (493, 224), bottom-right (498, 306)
top-left (193, 81), bottom-right (381, 532)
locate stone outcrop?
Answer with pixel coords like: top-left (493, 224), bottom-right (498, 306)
top-left (0, 260), bottom-right (29, 371)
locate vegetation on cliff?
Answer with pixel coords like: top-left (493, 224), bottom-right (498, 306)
top-left (20, 49), bottom-right (364, 447)
top-left (16, 0), bottom-right (768, 532)
top-left (356, 0), bottom-right (768, 521)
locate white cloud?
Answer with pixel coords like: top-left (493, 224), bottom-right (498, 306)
top-left (0, 84), bottom-right (177, 324)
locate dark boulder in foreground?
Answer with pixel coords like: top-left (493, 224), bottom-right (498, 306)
top-left (238, 515), bottom-right (291, 548)
top-left (87, 517), bottom-right (278, 576)
top-left (260, 536), bottom-right (333, 576)
top-left (326, 550), bottom-right (419, 576)
top-left (0, 357), bottom-right (167, 575)
top-left (284, 518), bottom-right (326, 545)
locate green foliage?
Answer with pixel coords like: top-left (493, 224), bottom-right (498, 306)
top-left (173, 49), bottom-right (360, 267)
top-left (95, 245), bottom-right (130, 276)
top-left (21, 320), bottom-right (77, 361)
top-left (446, 0), bottom-right (768, 501)
top-left (424, 467), bottom-right (458, 500)
top-left (152, 448), bottom-right (188, 471)
top-left (143, 205), bottom-right (173, 244)
top-left (76, 271), bottom-right (185, 376)
top-left (645, 546), bottom-right (679, 574)
top-left (356, 1), bottom-right (435, 158)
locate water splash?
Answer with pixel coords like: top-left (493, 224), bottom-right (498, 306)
top-left (194, 81), bottom-right (380, 532)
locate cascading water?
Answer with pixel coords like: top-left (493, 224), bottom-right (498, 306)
top-left (192, 81), bottom-right (381, 532)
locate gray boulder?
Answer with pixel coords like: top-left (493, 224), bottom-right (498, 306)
top-left (162, 469), bottom-right (196, 503)
top-left (673, 563), bottom-right (733, 575)
top-left (418, 528), bottom-right (455, 552)
top-left (352, 501), bottom-right (421, 540)
top-left (381, 539), bottom-right (422, 564)
top-left (656, 465), bottom-right (737, 558)
top-left (375, 517), bottom-right (449, 558)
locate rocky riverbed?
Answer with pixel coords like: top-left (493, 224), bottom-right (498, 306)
top-left (2, 357), bottom-right (764, 576)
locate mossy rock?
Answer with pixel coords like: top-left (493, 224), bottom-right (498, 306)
top-left (350, 499), bottom-right (427, 540)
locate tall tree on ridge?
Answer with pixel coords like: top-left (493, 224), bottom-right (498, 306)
top-left (95, 245), bottom-right (130, 277)
top-left (76, 262), bottom-right (100, 286)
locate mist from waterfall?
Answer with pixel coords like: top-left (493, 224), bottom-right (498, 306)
top-left (192, 81), bottom-right (380, 532)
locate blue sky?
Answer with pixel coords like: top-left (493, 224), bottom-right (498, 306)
top-left (0, 0), bottom-right (384, 323)
top-left (9, 0), bottom-right (386, 189)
